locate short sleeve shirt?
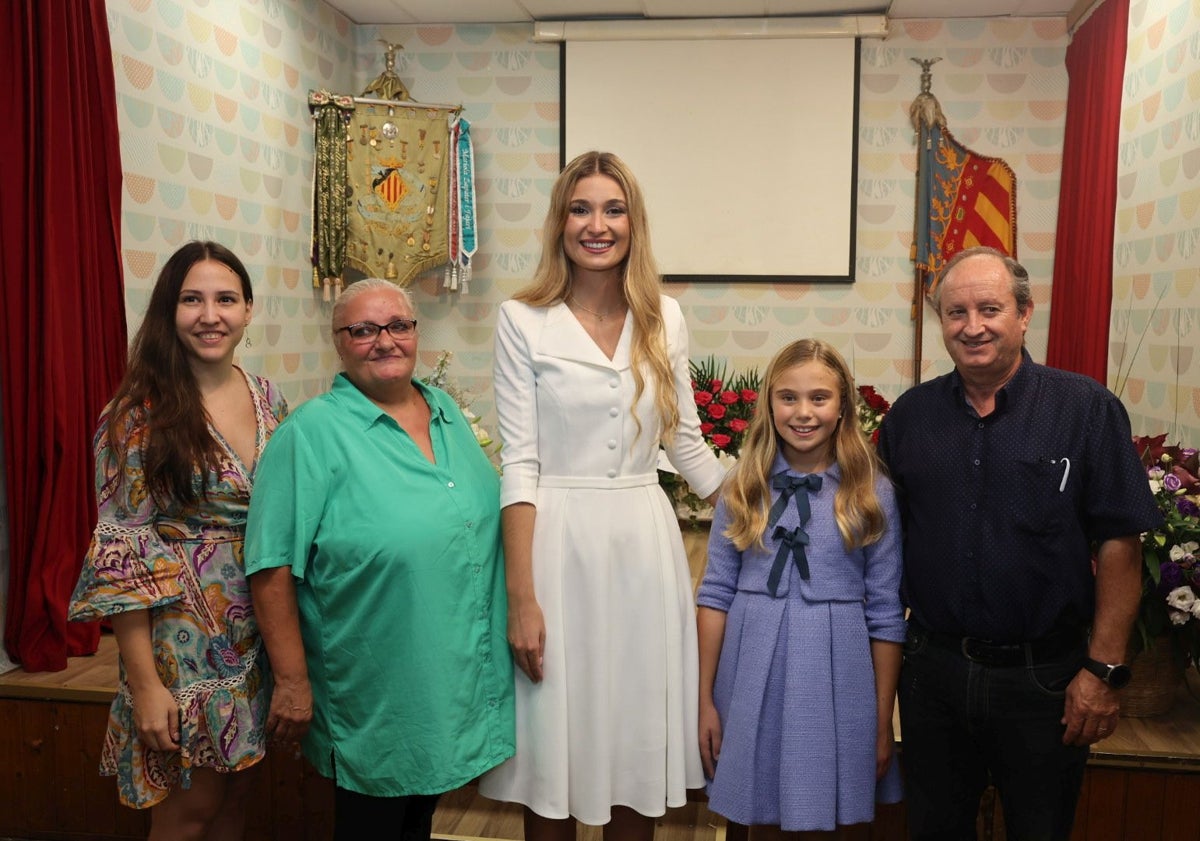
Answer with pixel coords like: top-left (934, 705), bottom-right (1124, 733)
top-left (245, 374), bottom-right (514, 796)
top-left (877, 350), bottom-right (1162, 641)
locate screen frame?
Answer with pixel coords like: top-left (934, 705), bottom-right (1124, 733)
top-left (559, 39), bottom-right (862, 285)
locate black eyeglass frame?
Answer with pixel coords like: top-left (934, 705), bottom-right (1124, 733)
top-left (334, 318), bottom-right (419, 343)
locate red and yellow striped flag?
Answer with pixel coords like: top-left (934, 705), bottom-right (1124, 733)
top-left (914, 124), bottom-right (1017, 296)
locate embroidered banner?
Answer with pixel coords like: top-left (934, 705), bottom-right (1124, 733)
top-left (913, 123), bottom-right (1017, 296)
top-left (344, 104), bottom-right (450, 286)
top-left (309, 90), bottom-right (355, 291)
top-left (444, 117), bottom-right (477, 293)
top-left (456, 117), bottom-right (477, 263)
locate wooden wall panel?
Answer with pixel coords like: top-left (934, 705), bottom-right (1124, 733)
top-left (0, 699), bottom-right (147, 841)
top-left (1160, 773), bottom-right (1200, 841)
top-left (250, 746), bottom-right (335, 841)
top-left (1075, 767), bottom-right (1126, 841)
top-left (49, 702), bottom-right (90, 836)
top-left (0, 699), bottom-right (25, 828)
top-left (8, 693), bottom-right (1200, 841)
top-left (17, 701), bottom-right (59, 832)
top-left (1122, 772), bottom-right (1167, 839)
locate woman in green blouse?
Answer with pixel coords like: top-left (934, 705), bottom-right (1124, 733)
top-left (245, 278), bottom-right (514, 840)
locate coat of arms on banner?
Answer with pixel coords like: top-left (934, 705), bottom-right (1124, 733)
top-left (345, 105), bottom-right (451, 287)
top-left (309, 63), bottom-right (471, 295)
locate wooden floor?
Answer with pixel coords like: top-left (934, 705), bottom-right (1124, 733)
top-left (432, 787), bottom-right (731, 841)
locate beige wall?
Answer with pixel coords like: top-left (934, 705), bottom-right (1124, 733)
top-left (1110, 0), bottom-right (1200, 445)
top-left (106, 0), bottom-right (358, 405)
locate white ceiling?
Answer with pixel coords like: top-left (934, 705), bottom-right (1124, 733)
top-left (324, 0), bottom-right (1085, 25)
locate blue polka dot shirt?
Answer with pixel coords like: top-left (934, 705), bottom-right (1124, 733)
top-left (878, 350), bottom-right (1163, 642)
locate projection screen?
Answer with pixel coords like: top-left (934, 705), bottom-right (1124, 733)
top-left (563, 36), bottom-right (860, 283)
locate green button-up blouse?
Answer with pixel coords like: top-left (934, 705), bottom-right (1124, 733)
top-left (246, 373), bottom-right (514, 796)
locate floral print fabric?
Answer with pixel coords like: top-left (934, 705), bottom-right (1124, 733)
top-left (69, 370), bottom-right (287, 808)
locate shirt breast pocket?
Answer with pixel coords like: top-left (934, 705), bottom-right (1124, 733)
top-left (1010, 456), bottom-right (1076, 537)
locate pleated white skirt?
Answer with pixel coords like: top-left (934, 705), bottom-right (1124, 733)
top-left (478, 481), bottom-right (704, 824)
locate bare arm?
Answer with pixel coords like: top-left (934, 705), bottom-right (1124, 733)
top-left (110, 610), bottom-right (179, 751)
top-left (697, 605), bottom-right (728, 778)
top-left (503, 502), bottom-right (545, 683)
top-left (1062, 535), bottom-right (1142, 745)
top-left (249, 566), bottom-right (312, 743)
top-left (871, 638), bottom-right (902, 779)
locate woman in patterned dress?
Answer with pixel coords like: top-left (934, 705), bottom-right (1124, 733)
top-left (69, 241), bottom-right (288, 840)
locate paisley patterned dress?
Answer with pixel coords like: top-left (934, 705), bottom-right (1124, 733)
top-left (69, 369), bottom-right (288, 809)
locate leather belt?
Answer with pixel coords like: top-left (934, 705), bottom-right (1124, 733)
top-left (914, 622), bottom-right (1084, 667)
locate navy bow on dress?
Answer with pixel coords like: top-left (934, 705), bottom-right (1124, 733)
top-left (765, 473), bottom-right (823, 596)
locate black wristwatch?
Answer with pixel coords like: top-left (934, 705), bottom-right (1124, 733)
top-left (1083, 657), bottom-right (1132, 689)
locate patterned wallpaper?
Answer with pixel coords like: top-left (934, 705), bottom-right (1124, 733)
top-left (105, 0), bottom-right (357, 406)
top-left (1111, 0), bottom-right (1200, 446)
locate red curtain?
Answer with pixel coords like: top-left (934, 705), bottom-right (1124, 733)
top-left (1, 0), bottom-right (127, 671)
top-left (1046, 0), bottom-right (1130, 381)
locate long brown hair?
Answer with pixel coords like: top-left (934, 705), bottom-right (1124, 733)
top-left (103, 241), bottom-right (254, 507)
top-left (515, 151), bottom-right (680, 443)
top-left (722, 339), bottom-right (887, 552)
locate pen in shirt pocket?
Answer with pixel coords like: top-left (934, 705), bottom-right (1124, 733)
top-left (1039, 456), bottom-right (1071, 492)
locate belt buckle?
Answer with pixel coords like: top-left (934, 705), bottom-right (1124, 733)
top-left (960, 636), bottom-right (999, 665)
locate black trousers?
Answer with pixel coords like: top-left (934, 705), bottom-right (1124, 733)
top-left (333, 787), bottom-right (441, 841)
top-left (899, 623), bottom-right (1089, 841)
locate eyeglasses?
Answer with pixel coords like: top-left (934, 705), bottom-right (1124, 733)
top-left (335, 319), bottom-right (418, 344)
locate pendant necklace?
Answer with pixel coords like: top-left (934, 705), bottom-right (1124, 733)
top-left (568, 296), bottom-right (616, 322)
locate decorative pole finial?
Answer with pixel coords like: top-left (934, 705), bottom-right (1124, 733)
top-left (379, 39), bottom-right (402, 71)
top-left (362, 39), bottom-right (411, 101)
top-left (911, 57), bottom-right (942, 95)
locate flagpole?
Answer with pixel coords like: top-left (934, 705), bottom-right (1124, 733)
top-left (909, 57), bottom-right (943, 387)
top-left (912, 269), bottom-right (925, 385)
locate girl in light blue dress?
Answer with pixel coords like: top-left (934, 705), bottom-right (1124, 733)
top-left (696, 339), bottom-right (905, 836)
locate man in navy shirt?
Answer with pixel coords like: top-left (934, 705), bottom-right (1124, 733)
top-left (878, 246), bottom-right (1162, 840)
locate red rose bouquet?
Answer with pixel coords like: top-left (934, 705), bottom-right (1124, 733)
top-left (659, 356), bottom-right (760, 519)
top-left (855, 384), bottom-right (891, 445)
top-left (690, 356), bottom-right (761, 460)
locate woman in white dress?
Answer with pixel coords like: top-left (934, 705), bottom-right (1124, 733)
top-left (478, 151), bottom-right (725, 840)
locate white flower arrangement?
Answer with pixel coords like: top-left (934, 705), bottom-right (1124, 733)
top-left (426, 350), bottom-right (500, 465)
top-left (1132, 434), bottom-right (1200, 661)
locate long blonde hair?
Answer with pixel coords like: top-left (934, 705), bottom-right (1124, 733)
top-left (722, 339), bottom-right (887, 552)
top-left (514, 151), bottom-right (680, 443)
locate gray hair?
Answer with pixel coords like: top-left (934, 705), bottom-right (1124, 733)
top-left (933, 246), bottom-right (1032, 315)
top-left (331, 278), bottom-right (414, 333)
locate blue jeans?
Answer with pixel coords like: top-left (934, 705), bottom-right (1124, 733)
top-left (898, 623), bottom-right (1090, 841)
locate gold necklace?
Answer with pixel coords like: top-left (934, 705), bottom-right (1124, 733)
top-left (568, 295), bottom-right (618, 322)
